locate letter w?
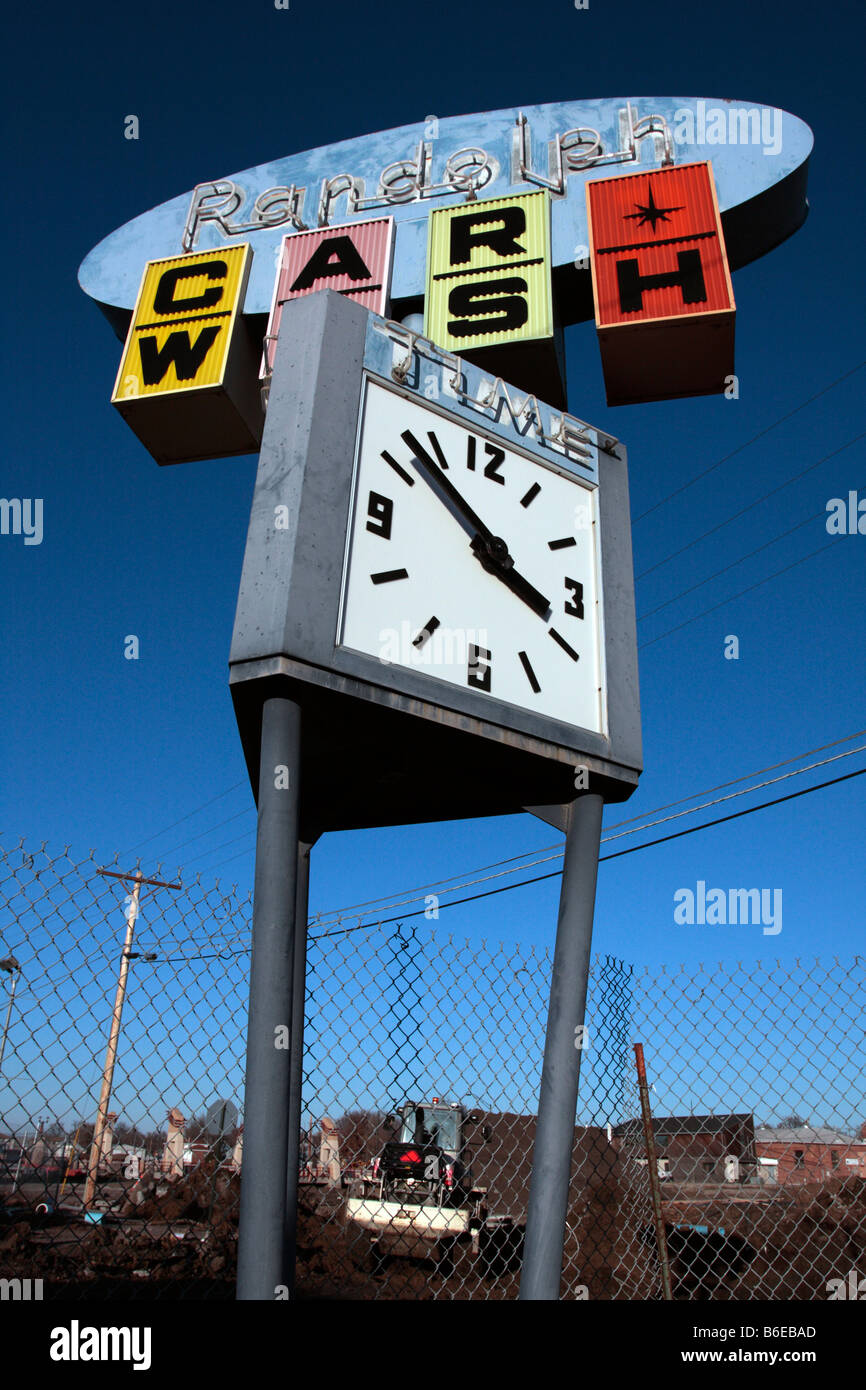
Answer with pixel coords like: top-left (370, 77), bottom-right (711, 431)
top-left (138, 326), bottom-right (221, 385)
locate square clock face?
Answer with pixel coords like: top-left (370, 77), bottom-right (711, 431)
top-left (337, 376), bottom-right (606, 735)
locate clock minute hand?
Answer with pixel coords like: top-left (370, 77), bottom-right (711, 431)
top-left (402, 429), bottom-right (551, 619)
top-left (401, 429), bottom-right (496, 542)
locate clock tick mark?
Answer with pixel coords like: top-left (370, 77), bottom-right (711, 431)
top-left (518, 650), bottom-right (541, 693)
top-left (548, 536), bottom-right (577, 550)
top-left (520, 482), bottom-right (541, 508)
top-left (402, 428), bottom-right (446, 472)
top-left (426, 431), bottom-right (449, 472)
top-left (370, 568), bottom-right (409, 584)
top-left (412, 616), bottom-right (441, 649)
top-left (549, 627), bottom-right (580, 661)
top-left (381, 450), bottom-right (414, 486)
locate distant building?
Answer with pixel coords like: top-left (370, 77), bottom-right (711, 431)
top-left (612, 1113), bottom-right (756, 1183)
top-left (755, 1125), bottom-right (866, 1184)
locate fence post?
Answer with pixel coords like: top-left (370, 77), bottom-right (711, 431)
top-left (520, 791), bottom-right (604, 1301)
top-left (634, 1042), bottom-right (673, 1300)
top-left (236, 696), bottom-right (302, 1300)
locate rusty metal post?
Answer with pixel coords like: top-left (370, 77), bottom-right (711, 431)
top-left (634, 1042), bottom-right (673, 1300)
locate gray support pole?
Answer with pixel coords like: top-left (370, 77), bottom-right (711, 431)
top-left (237, 696), bottom-right (302, 1300)
top-left (284, 839), bottom-right (312, 1295)
top-left (520, 791), bottom-right (604, 1301)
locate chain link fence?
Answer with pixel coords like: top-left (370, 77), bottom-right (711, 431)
top-left (0, 836), bottom-right (863, 1300)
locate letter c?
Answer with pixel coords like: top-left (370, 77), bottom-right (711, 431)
top-left (153, 259), bottom-right (228, 314)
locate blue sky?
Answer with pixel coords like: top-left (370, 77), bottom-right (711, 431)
top-left (1, 0), bottom-right (864, 1131)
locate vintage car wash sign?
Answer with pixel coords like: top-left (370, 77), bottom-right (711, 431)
top-left (262, 218), bottom-right (394, 375)
top-left (111, 244), bottom-right (263, 463)
top-left (424, 191), bottom-right (552, 352)
top-left (587, 161), bottom-right (736, 404)
top-left (79, 97), bottom-right (812, 328)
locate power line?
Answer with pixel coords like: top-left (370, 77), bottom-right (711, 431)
top-left (121, 781), bottom-right (248, 856)
top-left (638, 537), bottom-right (838, 651)
top-left (633, 362), bottom-right (866, 524)
top-left (601, 743), bottom-right (866, 844)
top-left (637, 508), bottom-right (824, 622)
top-left (635, 432), bottom-right (864, 582)
top-left (314, 764), bottom-right (866, 934)
top-left (13, 729), bottom-right (866, 973)
top-left (600, 765), bottom-right (865, 860)
top-left (309, 742), bottom-right (866, 926)
top-left (153, 808), bottom-right (254, 862)
top-left (159, 760), bottom-right (862, 953)
top-left (599, 727), bottom-right (866, 828)
top-left (199, 843), bottom-right (260, 877)
top-left (206, 728), bottom-right (866, 922)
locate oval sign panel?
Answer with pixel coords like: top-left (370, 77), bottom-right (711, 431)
top-left (79, 96), bottom-right (812, 327)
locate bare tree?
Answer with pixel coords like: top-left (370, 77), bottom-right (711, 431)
top-left (335, 1110), bottom-right (389, 1169)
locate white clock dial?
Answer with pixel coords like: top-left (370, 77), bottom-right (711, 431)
top-left (337, 377), bottom-right (606, 734)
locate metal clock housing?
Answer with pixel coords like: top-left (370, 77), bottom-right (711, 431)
top-left (230, 292), bottom-right (641, 835)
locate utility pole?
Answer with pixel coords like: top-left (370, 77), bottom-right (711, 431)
top-left (83, 867), bottom-right (180, 1210)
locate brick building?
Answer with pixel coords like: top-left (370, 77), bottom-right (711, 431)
top-left (612, 1113), bottom-right (756, 1183)
top-left (754, 1125), bottom-right (866, 1184)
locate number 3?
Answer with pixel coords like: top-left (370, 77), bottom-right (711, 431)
top-left (564, 577), bottom-right (584, 619)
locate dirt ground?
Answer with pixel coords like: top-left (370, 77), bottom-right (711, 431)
top-left (1, 1167), bottom-right (862, 1301)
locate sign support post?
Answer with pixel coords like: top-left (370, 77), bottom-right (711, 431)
top-left (237, 696), bottom-right (302, 1300)
top-left (284, 838), bottom-right (313, 1296)
top-left (520, 791), bottom-right (604, 1300)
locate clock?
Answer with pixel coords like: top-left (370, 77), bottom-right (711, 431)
top-left (230, 290), bottom-right (641, 834)
top-left (338, 378), bottom-right (605, 734)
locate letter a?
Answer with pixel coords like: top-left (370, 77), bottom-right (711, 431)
top-left (673, 888), bottom-right (694, 925)
top-left (825, 498), bottom-right (846, 534)
top-left (50, 1328), bottom-right (71, 1362)
top-left (290, 236), bottom-right (371, 291)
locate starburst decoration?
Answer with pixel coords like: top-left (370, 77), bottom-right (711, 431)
top-left (623, 186), bottom-right (684, 232)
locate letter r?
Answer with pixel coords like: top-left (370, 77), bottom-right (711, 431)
top-left (449, 207), bottom-right (527, 264)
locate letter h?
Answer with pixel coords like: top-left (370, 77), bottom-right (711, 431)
top-left (616, 249), bottom-right (707, 313)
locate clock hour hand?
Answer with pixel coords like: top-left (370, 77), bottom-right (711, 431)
top-left (470, 534), bottom-right (551, 619)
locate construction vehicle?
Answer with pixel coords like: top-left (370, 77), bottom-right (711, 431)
top-left (345, 1098), bottom-right (520, 1267)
